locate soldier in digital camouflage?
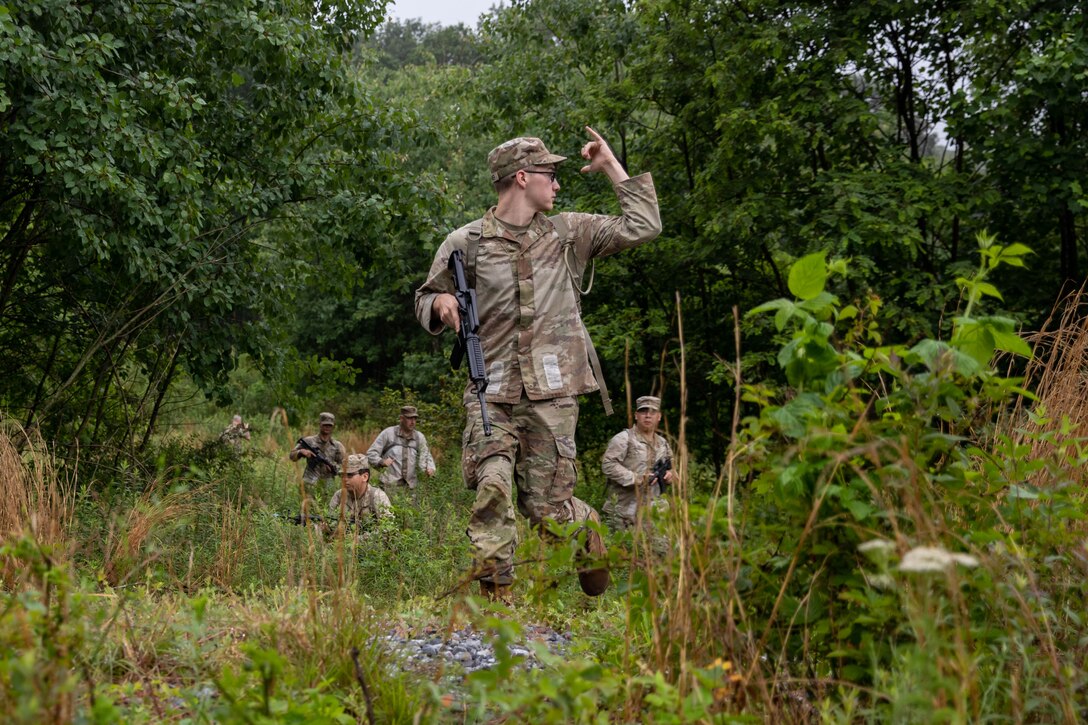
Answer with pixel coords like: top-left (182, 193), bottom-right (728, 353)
top-left (366, 405), bottom-right (436, 503)
top-left (218, 414), bottom-right (251, 453)
top-left (601, 395), bottom-right (675, 532)
top-left (328, 453), bottom-right (393, 524)
top-left (288, 412), bottom-right (346, 503)
top-left (415, 127), bottom-right (662, 601)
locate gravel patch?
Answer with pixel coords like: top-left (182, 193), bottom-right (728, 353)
top-left (381, 623), bottom-right (572, 674)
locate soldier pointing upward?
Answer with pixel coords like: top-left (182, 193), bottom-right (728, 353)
top-left (415, 126), bottom-right (662, 601)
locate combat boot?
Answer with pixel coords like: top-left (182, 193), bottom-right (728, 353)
top-left (572, 499), bottom-right (610, 596)
top-left (479, 580), bottom-right (513, 605)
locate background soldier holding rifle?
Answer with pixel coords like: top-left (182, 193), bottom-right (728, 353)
top-left (288, 411), bottom-right (346, 504)
top-left (366, 405), bottom-right (436, 504)
top-left (601, 395), bottom-right (675, 533)
top-left (415, 127), bottom-right (662, 601)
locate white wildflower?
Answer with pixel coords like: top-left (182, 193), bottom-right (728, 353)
top-left (858, 539), bottom-right (896, 554)
top-left (899, 546), bottom-right (979, 573)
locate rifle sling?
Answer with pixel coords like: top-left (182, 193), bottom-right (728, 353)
top-left (463, 217), bottom-right (612, 415)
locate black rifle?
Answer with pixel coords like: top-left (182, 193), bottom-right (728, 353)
top-left (276, 512), bottom-right (328, 526)
top-left (650, 458), bottom-right (672, 491)
top-left (295, 437), bottom-right (340, 476)
top-left (448, 250), bottom-right (492, 436)
top-left (275, 512), bottom-right (365, 527)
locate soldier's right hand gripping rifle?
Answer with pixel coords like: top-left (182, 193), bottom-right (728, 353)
top-left (448, 250), bottom-right (492, 436)
top-left (295, 437), bottom-right (340, 476)
top-left (650, 458), bottom-right (672, 492)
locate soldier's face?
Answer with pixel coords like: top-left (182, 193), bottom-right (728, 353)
top-left (400, 415), bottom-right (416, 431)
top-left (521, 165), bottom-right (559, 212)
top-left (346, 470), bottom-right (369, 496)
top-left (635, 408), bottom-right (660, 435)
top-left (319, 423), bottom-right (333, 438)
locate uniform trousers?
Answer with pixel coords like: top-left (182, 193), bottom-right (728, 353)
top-left (461, 393), bottom-right (587, 585)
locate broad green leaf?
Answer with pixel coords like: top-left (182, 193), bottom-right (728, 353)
top-left (991, 329), bottom-right (1032, 358)
top-left (748, 298), bottom-right (791, 316)
top-left (974, 281), bottom-right (1003, 300)
top-left (788, 252), bottom-right (828, 301)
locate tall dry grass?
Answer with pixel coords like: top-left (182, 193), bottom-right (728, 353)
top-left (618, 297), bottom-right (770, 718)
top-left (211, 483), bottom-right (251, 590)
top-left (102, 478), bottom-right (198, 587)
top-left (0, 421), bottom-right (75, 583)
top-left (997, 284), bottom-right (1088, 487)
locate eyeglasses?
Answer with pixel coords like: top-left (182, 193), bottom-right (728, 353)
top-left (523, 170), bottom-right (558, 183)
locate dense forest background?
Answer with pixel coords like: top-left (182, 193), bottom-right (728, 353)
top-left (7, 2), bottom-right (1088, 721)
top-left (3, 0), bottom-right (1086, 470)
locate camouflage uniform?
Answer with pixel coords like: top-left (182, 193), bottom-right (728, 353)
top-left (328, 485), bottom-right (393, 521)
top-left (327, 454), bottom-right (394, 540)
top-left (601, 426), bottom-right (673, 531)
top-left (415, 136), bottom-right (661, 586)
top-left (289, 413), bottom-right (346, 494)
top-left (218, 417), bottom-right (250, 454)
top-left (366, 418), bottom-right (435, 494)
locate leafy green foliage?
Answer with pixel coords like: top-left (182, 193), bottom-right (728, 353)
top-left (0, 0), bottom-right (439, 461)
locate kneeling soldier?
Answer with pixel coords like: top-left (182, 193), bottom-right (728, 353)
top-left (329, 454), bottom-right (394, 525)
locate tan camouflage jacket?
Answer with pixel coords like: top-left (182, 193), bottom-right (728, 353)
top-left (328, 486), bottom-right (393, 521)
top-left (601, 427), bottom-right (673, 522)
top-left (218, 423), bottom-right (250, 449)
top-left (290, 434), bottom-right (346, 484)
top-left (414, 174), bottom-right (661, 404)
top-left (365, 426), bottom-right (435, 489)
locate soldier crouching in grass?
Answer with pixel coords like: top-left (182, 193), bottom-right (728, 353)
top-left (219, 414), bottom-right (251, 452)
top-left (415, 127), bottom-right (662, 602)
top-left (328, 454), bottom-right (393, 527)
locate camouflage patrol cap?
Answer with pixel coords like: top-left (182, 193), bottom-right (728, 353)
top-left (636, 396), bottom-right (661, 411)
top-left (488, 137), bottom-right (567, 182)
top-left (346, 453), bottom-right (369, 473)
top-left (319, 411), bottom-right (335, 426)
top-left (400, 405), bottom-right (419, 418)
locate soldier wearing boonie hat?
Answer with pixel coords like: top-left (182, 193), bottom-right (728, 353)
top-left (288, 411), bottom-right (346, 501)
top-left (366, 404), bottom-right (436, 502)
top-left (602, 394), bottom-right (674, 532)
top-left (329, 453), bottom-right (393, 523)
top-left (415, 125), bottom-right (662, 601)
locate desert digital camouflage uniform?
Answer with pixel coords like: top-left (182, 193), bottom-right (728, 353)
top-left (291, 434), bottom-right (345, 485)
top-left (289, 412), bottom-right (346, 492)
top-left (414, 135), bottom-right (661, 587)
top-left (328, 486), bottom-right (393, 523)
top-left (601, 426), bottom-right (673, 531)
top-left (218, 416), bottom-right (250, 454)
top-left (366, 426), bottom-right (435, 491)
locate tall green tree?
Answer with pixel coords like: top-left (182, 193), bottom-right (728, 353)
top-left (959, 1), bottom-right (1088, 296)
top-left (0, 0), bottom-right (438, 455)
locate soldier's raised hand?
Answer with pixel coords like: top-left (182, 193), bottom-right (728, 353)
top-left (579, 126), bottom-right (628, 183)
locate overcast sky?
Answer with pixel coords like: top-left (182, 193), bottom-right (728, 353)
top-left (387, 0), bottom-right (502, 27)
